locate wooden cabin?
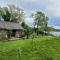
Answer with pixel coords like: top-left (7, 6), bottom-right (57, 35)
top-left (0, 21), bottom-right (24, 40)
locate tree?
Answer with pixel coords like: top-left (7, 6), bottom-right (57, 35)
top-left (21, 21), bottom-right (32, 39)
top-left (33, 11), bottom-right (48, 35)
top-left (0, 5), bottom-right (24, 23)
top-left (1, 8), bottom-right (11, 21)
top-left (43, 16), bottom-right (48, 31)
top-left (8, 5), bottom-right (24, 23)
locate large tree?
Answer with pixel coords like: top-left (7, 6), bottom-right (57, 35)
top-left (0, 5), bottom-right (24, 23)
top-left (8, 5), bottom-right (24, 23)
top-left (1, 7), bottom-right (11, 21)
top-left (33, 11), bottom-right (48, 35)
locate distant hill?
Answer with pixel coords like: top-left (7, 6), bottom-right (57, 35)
top-left (47, 27), bottom-right (60, 32)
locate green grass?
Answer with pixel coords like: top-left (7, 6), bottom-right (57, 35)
top-left (0, 36), bottom-right (60, 60)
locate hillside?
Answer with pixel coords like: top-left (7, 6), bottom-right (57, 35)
top-left (0, 36), bottom-right (60, 60)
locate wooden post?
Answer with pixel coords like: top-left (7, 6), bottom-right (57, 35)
top-left (10, 30), bottom-right (12, 38)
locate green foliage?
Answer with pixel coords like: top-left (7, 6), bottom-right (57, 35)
top-left (47, 27), bottom-right (54, 32)
top-left (8, 5), bottom-right (24, 22)
top-left (43, 16), bottom-right (49, 31)
top-left (21, 22), bottom-right (33, 38)
top-left (1, 9), bottom-right (11, 21)
top-left (0, 5), bottom-right (24, 23)
top-left (33, 11), bottom-right (48, 32)
top-left (7, 30), bottom-right (12, 38)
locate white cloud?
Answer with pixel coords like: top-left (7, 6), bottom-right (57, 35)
top-left (1, 0), bottom-right (60, 17)
top-left (25, 17), bottom-right (34, 23)
top-left (22, 0), bottom-right (60, 17)
top-left (45, 0), bottom-right (60, 17)
top-left (24, 17), bottom-right (34, 27)
top-left (26, 0), bottom-right (60, 17)
top-left (24, 0), bottom-right (40, 2)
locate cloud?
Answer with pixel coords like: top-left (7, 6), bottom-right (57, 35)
top-left (0, 0), bottom-right (21, 7)
top-left (45, 0), bottom-right (60, 17)
top-left (0, 0), bottom-right (60, 17)
top-left (19, 0), bottom-right (60, 17)
top-left (24, 17), bottom-right (34, 27)
top-left (46, 0), bottom-right (60, 17)
top-left (0, 0), bottom-right (60, 27)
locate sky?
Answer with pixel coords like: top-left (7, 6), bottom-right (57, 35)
top-left (0, 0), bottom-right (60, 29)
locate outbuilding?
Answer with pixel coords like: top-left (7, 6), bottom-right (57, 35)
top-left (0, 21), bottom-right (24, 40)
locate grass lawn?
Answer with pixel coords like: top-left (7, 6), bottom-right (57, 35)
top-left (0, 36), bottom-right (60, 60)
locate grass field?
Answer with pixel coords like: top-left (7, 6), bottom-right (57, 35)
top-left (0, 36), bottom-right (60, 60)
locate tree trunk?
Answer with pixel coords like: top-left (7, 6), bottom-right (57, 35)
top-left (36, 25), bottom-right (39, 36)
top-left (37, 29), bottom-right (39, 36)
top-left (26, 34), bottom-right (29, 39)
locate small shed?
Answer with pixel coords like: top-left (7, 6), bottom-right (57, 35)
top-left (0, 21), bottom-right (24, 39)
